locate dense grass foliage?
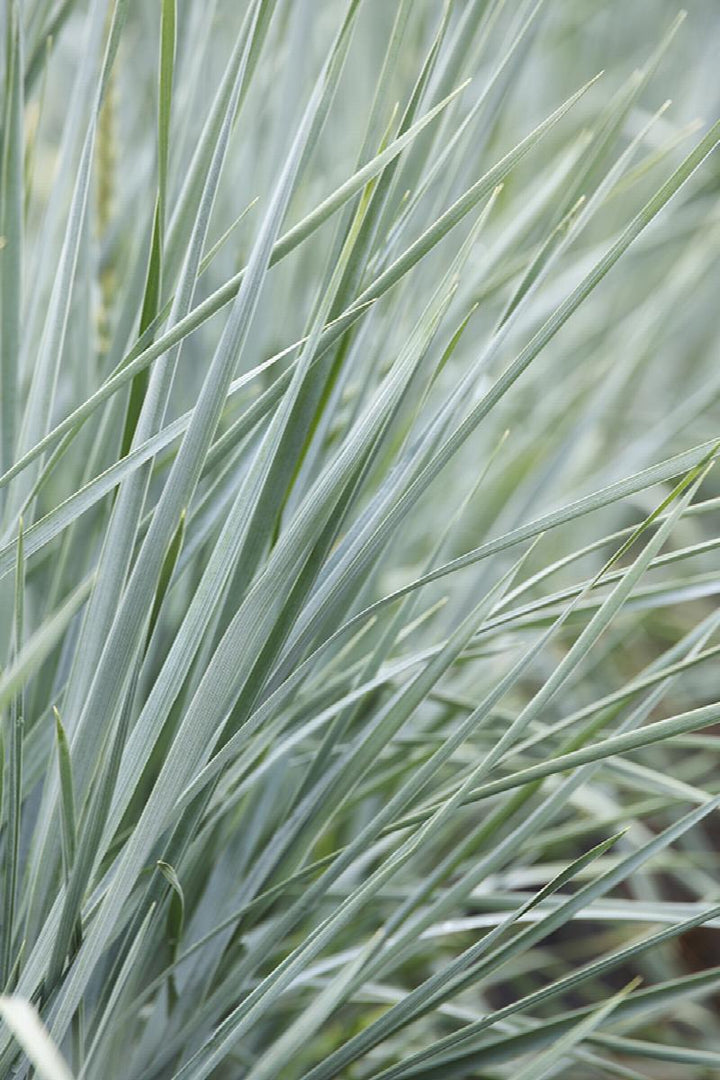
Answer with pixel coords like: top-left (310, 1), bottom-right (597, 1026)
top-left (1, 1), bottom-right (720, 1076)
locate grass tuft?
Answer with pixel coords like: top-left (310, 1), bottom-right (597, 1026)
top-left (1, 2), bottom-right (719, 1077)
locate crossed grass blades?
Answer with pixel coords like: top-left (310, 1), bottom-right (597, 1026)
top-left (1, 0), bottom-right (720, 1077)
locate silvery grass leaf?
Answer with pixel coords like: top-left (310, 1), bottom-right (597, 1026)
top-left (0, 996), bottom-right (74, 1080)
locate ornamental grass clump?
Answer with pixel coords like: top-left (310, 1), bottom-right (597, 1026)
top-left (1, 1), bottom-right (720, 1077)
